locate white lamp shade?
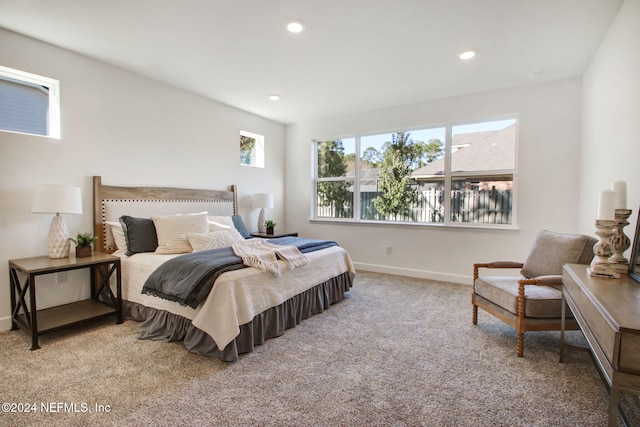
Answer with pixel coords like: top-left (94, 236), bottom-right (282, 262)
top-left (31, 185), bottom-right (83, 214)
top-left (252, 193), bottom-right (274, 209)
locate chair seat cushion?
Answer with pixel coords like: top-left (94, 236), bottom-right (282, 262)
top-left (475, 276), bottom-right (564, 318)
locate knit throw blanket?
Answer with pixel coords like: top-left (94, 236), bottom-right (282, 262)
top-left (232, 239), bottom-right (310, 276)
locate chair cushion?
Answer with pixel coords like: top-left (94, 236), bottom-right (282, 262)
top-left (474, 276), bottom-right (564, 318)
top-left (520, 230), bottom-right (595, 278)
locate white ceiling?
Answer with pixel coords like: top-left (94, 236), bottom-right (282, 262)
top-left (0, 0), bottom-right (624, 124)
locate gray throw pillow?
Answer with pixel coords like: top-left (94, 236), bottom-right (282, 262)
top-left (119, 215), bottom-right (158, 256)
top-left (520, 230), bottom-right (592, 278)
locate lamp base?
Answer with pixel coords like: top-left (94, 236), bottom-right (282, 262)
top-left (48, 214), bottom-right (70, 258)
top-left (258, 208), bottom-right (266, 233)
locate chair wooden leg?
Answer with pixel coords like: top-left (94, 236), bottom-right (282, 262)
top-left (472, 303), bottom-right (478, 325)
top-left (517, 332), bottom-right (524, 357)
top-left (517, 281), bottom-right (526, 357)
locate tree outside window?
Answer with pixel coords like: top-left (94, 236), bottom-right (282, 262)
top-left (316, 138), bottom-right (354, 218)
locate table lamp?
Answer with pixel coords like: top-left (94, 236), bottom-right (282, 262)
top-left (31, 184), bottom-right (83, 258)
top-left (252, 193), bottom-right (273, 233)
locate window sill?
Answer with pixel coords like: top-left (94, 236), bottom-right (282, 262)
top-left (309, 218), bottom-right (520, 231)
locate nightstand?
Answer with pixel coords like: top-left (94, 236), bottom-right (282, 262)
top-left (250, 231), bottom-right (299, 239)
top-left (8, 252), bottom-right (122, 350)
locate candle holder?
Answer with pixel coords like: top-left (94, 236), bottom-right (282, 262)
top-left (588, 219), bottom-right (620, 278)
top-left (609, 208), bottom-right (632, 273)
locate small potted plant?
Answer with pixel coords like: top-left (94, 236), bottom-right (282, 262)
top-left (265, 220), bottom-right (277, 235)
top-left (70, 232), bottom-right (98, 258)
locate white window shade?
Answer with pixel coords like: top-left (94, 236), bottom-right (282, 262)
top-left (0, 65), bottom-right (60, 139)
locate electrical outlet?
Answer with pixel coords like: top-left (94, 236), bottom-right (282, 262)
top-left (55, 272), bottom-right (67, 284)
top-left (386, 246), bottom-right (392, 255)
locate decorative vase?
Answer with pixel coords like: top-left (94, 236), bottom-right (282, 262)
top-left (266, 227), bottom-right (274, 235)
top-left (75, 245), bottom-right (92, 258)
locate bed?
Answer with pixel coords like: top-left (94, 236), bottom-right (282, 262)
top-left (92, 176), bottom-right (355, 361)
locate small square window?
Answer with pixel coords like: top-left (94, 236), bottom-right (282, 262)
top-left (0, 65), bottom-right (60, 138)
top-left (240, 131), bottom-right (264, 168)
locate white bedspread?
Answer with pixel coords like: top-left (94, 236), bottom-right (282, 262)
top-left (115, 245), bottom-right (355, 349)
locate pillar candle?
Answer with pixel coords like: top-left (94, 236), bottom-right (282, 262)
top-left (597, 189), bottom-right (615, 220)
top-left (612, 181), bottom-right (627, 209)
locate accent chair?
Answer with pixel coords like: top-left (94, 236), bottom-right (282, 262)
top-left (472, 230), bottom-right (597, 357)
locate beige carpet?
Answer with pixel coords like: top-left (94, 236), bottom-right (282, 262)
top-left (0, 271), bottom-right (628, 426)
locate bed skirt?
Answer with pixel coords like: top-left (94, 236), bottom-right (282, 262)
top-left (124, 271), bottom-right (354, 361)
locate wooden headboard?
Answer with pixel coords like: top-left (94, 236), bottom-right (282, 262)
top-left (92, 176), bottom-right (238, 253)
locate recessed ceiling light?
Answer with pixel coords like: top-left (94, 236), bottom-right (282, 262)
top-left (269, 94), bottom-right (280, 101)
top-left (458, 50), bottom-right (476, 60)
top-left (286, 20), bottom-right (305, 33)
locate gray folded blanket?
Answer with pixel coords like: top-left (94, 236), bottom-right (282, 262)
top-left (141, 237), bottom-right (338, 308)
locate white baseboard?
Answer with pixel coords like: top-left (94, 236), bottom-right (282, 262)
top-left (352, 262), bottom-right (471, 285)
top-left (0, 316), bottom-right (12, 332)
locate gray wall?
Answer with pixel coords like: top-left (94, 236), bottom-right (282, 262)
top-left (0, 28), bottom-right (285, 329)
top-left (285, 79), bottom-right (583, 283)
top-left (580, 0), bottom-right (640, 239)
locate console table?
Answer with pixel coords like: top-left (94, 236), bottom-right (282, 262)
top-left (561, 263), bottom-right (640, 427)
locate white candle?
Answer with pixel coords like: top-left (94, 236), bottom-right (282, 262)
top-left (597, 189), bottom-right (615, 220)
top-left (612, 181), bottom-right (627, 210)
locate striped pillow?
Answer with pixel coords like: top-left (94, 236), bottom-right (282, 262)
top-left (152, 212), bottom-right (208, 254)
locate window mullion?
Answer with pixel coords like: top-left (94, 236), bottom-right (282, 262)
top-left (443, 124), bottom-right (452, 225)
top-left (312, 141), bottom-right (318, 219)
top-left (354, 135), bottom-right (361, 220)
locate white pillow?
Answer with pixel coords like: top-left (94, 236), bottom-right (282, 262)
top-left (207, 216), bottom-right (244, 242)
top-left (152, 212), bottom-right (208, 254)
top-left (187, 231), bottom-right (237, 252)
top-left (106, 220), bottom-right (127, 251)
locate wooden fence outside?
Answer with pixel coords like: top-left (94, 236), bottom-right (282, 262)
top-left (317, 189), bottom-right (512, 224)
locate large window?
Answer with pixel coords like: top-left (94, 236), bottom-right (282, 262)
top-left (313, 117), bottom-right (517, 226)
top-left (0, 65), bottom-right (60, 138)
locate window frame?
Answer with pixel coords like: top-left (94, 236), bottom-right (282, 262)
top-left (311, 116), bottom-right (518, 229)
top-left (0, 65), bottom-right (61, 139)
top-left (239, 130), bottom-right (265, 168)
top-left (314, 137), bottom-right (356, 219)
